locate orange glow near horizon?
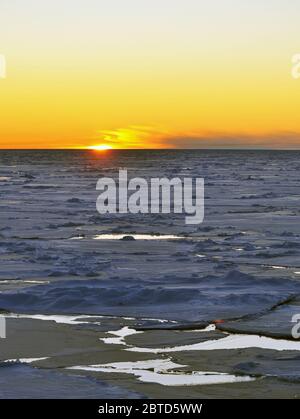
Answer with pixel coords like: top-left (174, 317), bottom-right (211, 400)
top-left (1, 1), bottom-right (300, 149)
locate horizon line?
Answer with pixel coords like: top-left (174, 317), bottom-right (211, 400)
top-left (1, 147), bottom-right (300, 151)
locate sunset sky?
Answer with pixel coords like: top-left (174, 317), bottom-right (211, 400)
top-left (1, 0), bottom-right (300, 149)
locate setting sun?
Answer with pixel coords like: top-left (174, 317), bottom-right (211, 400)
top-left (87, 144), bottom-right (113, 151)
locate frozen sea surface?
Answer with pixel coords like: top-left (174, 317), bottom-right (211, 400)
top-left (0, 362), bottom-right (144, 399)
top-left (1, 150), bottom-right (300, 398)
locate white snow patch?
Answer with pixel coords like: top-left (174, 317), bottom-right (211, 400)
top-left (93, 234), bottom-right (182, 240)
top-left (68, 358), bottom-right (255, 386)
top-left (4, 357), bottom-right (48, 364)
top-left (6, 313), bottom-right (103, 325)
top-left (101, 326), bottom-right (142, 346)
top-left (127, 333), bottom-right (300, 353)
